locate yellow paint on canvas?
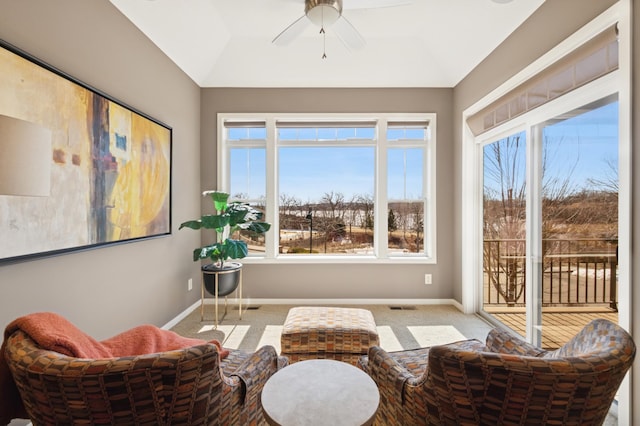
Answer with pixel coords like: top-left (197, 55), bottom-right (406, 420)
top-left (107, 107), bottom-right (170, 239)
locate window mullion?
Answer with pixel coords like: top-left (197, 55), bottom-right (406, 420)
top-left (265, 117), bottom-right (278, 259)
top-left (424, 120), bottom-right (435, 259)
top-left (376, 120), bottom-right (389, 258)
top-left (216, 115), bottom-right (228, 190)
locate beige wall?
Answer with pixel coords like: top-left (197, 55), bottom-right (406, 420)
top-left (453, 0), bottom-right (639, 419)
top-left (0, 0), bottom-right (460, 342)
top-left (451, 0), bottom-right (618, 303)
top-left (201, 88), bottom-right (456, 300)
top-left (0, 0), bottom-right (203, 338)
top-left (0, 0), bottom-right (633, 329)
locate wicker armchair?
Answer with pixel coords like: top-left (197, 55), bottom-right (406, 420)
top-left (359, 319), bottom-right (635, 426)
top-left (4, 329), bottom-right (288, 425)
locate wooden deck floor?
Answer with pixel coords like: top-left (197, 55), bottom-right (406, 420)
top-left (487, 309), bottom-right (618, 349)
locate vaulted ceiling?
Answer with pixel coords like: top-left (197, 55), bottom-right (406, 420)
top-left (109, 0), bottom-right (545, 88)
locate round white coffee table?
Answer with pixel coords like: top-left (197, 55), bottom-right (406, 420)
top-left (261, 359), bottom-right (380, 426)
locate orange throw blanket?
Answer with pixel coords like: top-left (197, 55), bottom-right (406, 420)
top-left (0, 312), bottom-right (229, 424)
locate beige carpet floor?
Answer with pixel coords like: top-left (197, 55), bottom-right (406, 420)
top-left (170, 303), bottom-right (494, 354)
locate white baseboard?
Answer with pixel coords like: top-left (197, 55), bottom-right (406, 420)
top-left (230, 298), bottom-right (463, 309)
top-left (163, 298), bottom-right (463, 329)
top-left (161, 300), bottom-right (200, 330)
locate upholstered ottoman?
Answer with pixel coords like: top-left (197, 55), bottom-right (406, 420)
top-left (280, 306), bottom-right (379, 365)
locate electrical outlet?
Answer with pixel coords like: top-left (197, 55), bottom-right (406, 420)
top-left (424, 274), bottom-right (432, 285)
top-left (188, 278), bottom-right (193, 291)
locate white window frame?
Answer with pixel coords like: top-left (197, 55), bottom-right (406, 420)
top-left (461, 2), bottom-right (631, 423)
top-left (217, 112), bottom-right (437, 264)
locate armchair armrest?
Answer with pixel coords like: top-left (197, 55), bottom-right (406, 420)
top-left (425, 339), bottom-right (487, 425)
top-left (366, 346), bottom-right (418, 403)
top-left (485, 327), bottom-right (546, 356)
top-left (366, 340), bottom-right (486, 425)
top-left (229, 345), bottom-right (283, 405)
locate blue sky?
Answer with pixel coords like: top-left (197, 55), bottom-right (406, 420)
top-left (228, 101), bottom-right (618, 205)
top-left (279, 146), bottom-right (374, 203)
top-left (484, 99), bottom-right (619, 196)
top-left (229, 126), bottom-right (426, 203)
top-left (542, 100), bottom-right (618, 190)
top-left (231, 146), bottom-right (425, 203)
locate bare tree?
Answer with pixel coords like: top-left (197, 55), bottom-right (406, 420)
top-left (483, 132), bottom-right (602, 306)
top-left (320, 191), bottom-right (345, 221)
top-left (345, 195), bottom-right (361, 239)
top-left (587, 157), bottom-right (618, 193)
top-left (408, 202), bottom-right (424, 253)
top-left (483, 135), bottom-right (527, 306)
top-left (356, 193), bottom-right (374, 233)
top-left (279, 193), bottom-right (302, 230)
top-left (232, 192), bottom-right (249, 200)
top-left (388, 209), bottom-right (398, 234)
top-left (319, 192), bottom-right (347, 252)
top-left (395, 203), bottom-right (409, 245)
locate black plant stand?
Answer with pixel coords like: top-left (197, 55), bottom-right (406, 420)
top-left (200, 267), bottom-right (242, 328)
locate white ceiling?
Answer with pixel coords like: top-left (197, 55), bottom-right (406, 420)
top-left (109, 0), bottom-right (545, 88)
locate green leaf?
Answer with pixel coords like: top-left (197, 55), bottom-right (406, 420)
top-left (226, 203), bottom-right (264, 225)
top-left (223, 239), bottom-right (249, 259)
top-left (227, 206), bottom-right (250, 226)
top-left (194, 244), bottom-right (223, 262)
top-left (200, 214), bottom-right (230, 230)
top-left (209, 191), bottom-right (229, 213)
top-left (179, 220), bottom-right (203, 230)
top-left (243, 222), bottom-right (271, 233)
top-left (193, 247), bottom-right (208, 261)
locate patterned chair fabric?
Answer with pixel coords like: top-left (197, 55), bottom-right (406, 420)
top-left (358, 319), bottom-right (635, 426)
top-left (5, 329), bottom-right (288, 425)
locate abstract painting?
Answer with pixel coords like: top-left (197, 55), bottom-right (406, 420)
top-left (0, 39), bottom-right (171, 263)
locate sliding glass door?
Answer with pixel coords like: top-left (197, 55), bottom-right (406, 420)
top-left (481, 96), bottom-right (619, 349)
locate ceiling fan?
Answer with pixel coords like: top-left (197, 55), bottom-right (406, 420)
top-left (273, 0), bottom-right (412, 58)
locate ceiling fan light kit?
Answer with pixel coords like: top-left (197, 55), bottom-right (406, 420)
top-left (273, 0), bottom-right (410, 59)
top-left (306, 0), bottom-right (342, 27)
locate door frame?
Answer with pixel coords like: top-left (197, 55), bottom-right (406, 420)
top-left (460, 1), bottom-right (631, 422)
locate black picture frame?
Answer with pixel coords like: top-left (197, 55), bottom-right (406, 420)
top-left (0, 39), bottom-right (172, 264)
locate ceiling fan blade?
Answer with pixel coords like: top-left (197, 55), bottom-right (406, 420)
top-left (272, 15), bottom-right (310, 46)
top-left (344, 0), bottom-right (412, 10)
top-left (333, 16), bottom-right (366, 51)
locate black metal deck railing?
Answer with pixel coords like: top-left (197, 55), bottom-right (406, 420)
top-left (483, 238), bottom-right (618, 310)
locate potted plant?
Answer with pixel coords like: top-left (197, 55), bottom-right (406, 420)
top-left (179, 190), bottom-right (271, 297)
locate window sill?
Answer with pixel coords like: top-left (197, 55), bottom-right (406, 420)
top-left (239, 255), bottom-right (437, 265)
